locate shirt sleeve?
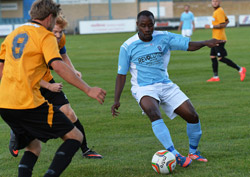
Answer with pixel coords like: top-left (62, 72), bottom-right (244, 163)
top-left (60, 46), bottom-right (66, 55)
top-left (167, 32), bottom-right (190, 51)
top-left (117, 45), bottom-right (130, 75)
top-left (191, 12), bottom-right (194, 21)
top-left (216, 9), bottom-right (227, 24)
top-left (0, 41), bottom-right (6, 61)
top-left (42, 33), bottom-right (62, 65)
top-left (180, 13), bottom-right (184, 22)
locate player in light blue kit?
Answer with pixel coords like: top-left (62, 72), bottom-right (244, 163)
top-left (111, 10), bottom-right (225, 168)
top-left (178, 5), bottom-right (195, 37)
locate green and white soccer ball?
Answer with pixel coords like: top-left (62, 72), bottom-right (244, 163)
top-left (152, 150), bottom-right (176, 174)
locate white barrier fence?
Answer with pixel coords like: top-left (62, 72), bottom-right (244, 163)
top-left (0, 25), bottom-right (13, 36)
top-left (239, 15), bottom-right (250, 25)
top-left (1, 15), bottom-right (250, 36)
top-left (79, 19), bottom-right (136, 34)
top-left (194, 15), bottom-right (236, 28)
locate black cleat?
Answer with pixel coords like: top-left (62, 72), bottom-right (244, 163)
top-left (9, 130), bottom-right (18, 157)
top-left (82, 148), bottom-right (103, 159)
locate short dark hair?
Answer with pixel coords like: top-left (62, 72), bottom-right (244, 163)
top-left (30, 0), bottom-right (61, 20)
top-left (137, 10), bottom-right (154, 21)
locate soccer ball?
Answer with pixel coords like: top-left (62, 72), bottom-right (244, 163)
top-left (152, 150), bottom-right (176, 174)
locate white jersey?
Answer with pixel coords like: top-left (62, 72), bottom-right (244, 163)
top-left (118, 31), bottom-right (190, 87)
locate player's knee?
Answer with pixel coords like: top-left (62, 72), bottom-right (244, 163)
top-left (182, 107), bottom-right (199, 123)
top-left (187, 112), bottom-right (199, 123)
top-left (64, 127), bottom-right (83, 144)
top-left (145, 109), bottom-right (161, 122)
top-left (218, 57), bottom-right (223, 61)
top-left (61, 107), bottom-right (77, 122)
top-left (25, 139), bottom-right (42, 156)
top-left (66, 110), bottom-right (77, 122)
top-left (73, 128), bottom-right (83, 143)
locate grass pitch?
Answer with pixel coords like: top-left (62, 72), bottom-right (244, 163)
top-left (0, 27), bottom-right (250, 177)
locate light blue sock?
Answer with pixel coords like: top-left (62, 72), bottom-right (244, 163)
top-left (152, 119), bottom-right (179, 156)
top-left (187, 121), bottom-right (202, 154)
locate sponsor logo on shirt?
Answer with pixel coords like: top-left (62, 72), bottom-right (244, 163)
top-left (138, 52), bottom-right (163, 66)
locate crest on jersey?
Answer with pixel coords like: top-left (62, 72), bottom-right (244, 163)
top-left (157, 46), bottom-right (162, 52)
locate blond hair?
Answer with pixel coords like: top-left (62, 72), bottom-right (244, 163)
top-left (56, 14), bottom-right (68, 29)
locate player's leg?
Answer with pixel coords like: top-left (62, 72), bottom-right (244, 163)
top-left (181, 29), bottom-right (186, 37)
top-left (42, 80), bottom-right (102, 159)
top-left (219, 57), bottom-right (246, 81)
top-left (18, 139), bottom-right (41, 177)
top-left (207, 47), bottom-right (220, 82)
top-left (185, 29), bottom-right (192, 38)
top-left (140, 96), bottom-right (180, 157)
top-left (174, 100), bottom-right (207, 162)
top-left (159, 83), bottom-right (193, 167)
top-left (219, 56), bottom-right (241, 70)
top-left (60, 103), bottom-right (103, 159)
top-left (44, 127), bottom-right (82, 177)
top-left (217, 43), bottom-right (238, 70)
top-left (1, 103), bottom-right (83, 177)
top-left (44, 104), bottom-right (83, 177)
top-left (217, 43), bottom-right (246, 81)
top-left (132, 84), bottom-right (190, 167)
top-left (0, 109), bottom-right (42, 177)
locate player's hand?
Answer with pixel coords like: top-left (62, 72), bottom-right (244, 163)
top-left (111, 102), bottom-right (120, 117)
top-left (75, 70), bottom-right (82, 78)
top-left (48, 83), bottom-right (63, 92)
top-left (205, 38), bottom-right (226, 48)
top-left (204, 24), bottom-right (211, 29)
top-left (87, 87), bottom-right (106, 104)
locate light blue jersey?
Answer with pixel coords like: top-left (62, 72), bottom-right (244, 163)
top-left (180, 11), bottom-right (194, 30)
top-left (118, 31), bottom-right (190, 87)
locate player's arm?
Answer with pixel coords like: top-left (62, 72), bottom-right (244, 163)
top-left (187, 39), bottom-right (226, 51)
top-left (213, 22), bottom-right (228, 29)
top-left (192, 21), bottom-right (195, 31)
top-left (111, 74), bottom-right (126, 117)
top-left (225, 18), bottom-right (229, 26)
top-left (0, 61), bottom-right (4, 79)
top-left (213, 13), bottom-right (229, 29)
top-left (111, 45), bottom-right (129, 117)
top-left (50, 60), bottom-right (106, 104)
top-left (178, 21), bottom-right (183, 31)
top-left (0, 42), bottom-right (6, 80)
top-left (61, 53), bottom-right (82, 78)
top-left (40, 79), bottom-right (63, 92)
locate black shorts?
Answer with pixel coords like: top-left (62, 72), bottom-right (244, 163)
top-left (0, 102), bottom-right (74, 150)
top-left (210, 43), bottom-right (227, 57)
top-left (40, 79), bottom-right (69, 108)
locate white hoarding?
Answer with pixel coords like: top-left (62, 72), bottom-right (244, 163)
top-left (79, 19), bottom-right (136, 34)
top-left (194, 15), bottom-right (235, 28)
top-left (0, 3), bottom-right (18, 11)
top-left (239, 15), bottom-right (250, 25)
top-left (0, 25), bottom-right (13, 36)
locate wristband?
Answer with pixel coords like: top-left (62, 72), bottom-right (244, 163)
top-left (210, 25), bottom-right (213, 28)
